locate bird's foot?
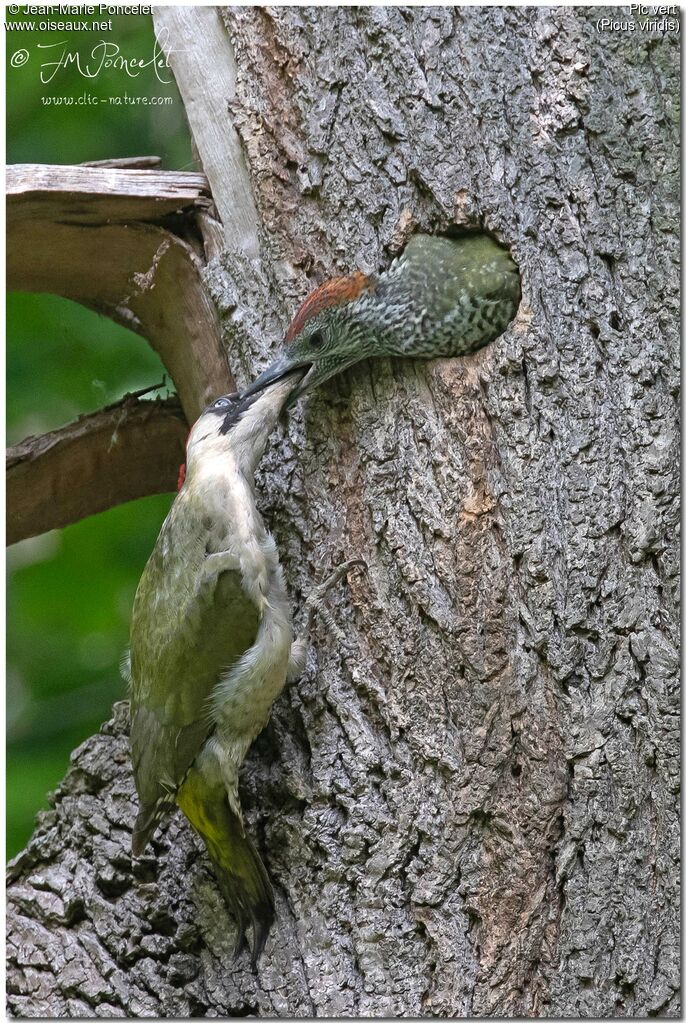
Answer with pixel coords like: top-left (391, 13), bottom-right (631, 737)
top-left (303, 558), bottom-right (366, 640)
top-left (288, 559), bottom-right (366, 680)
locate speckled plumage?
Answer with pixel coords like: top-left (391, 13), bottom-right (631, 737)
top-left (377, 234), bottom-right (520, 357)
top-left (242, 233), bottom-right (520, 400)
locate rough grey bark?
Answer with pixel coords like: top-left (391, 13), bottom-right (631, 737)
top-left (7, 7), bottom-right (679, 1018)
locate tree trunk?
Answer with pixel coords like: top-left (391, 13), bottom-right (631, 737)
top-left (7, 7), bottom-right (679, 1017)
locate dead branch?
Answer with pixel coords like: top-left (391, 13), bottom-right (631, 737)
top-left (7, 163), bottom-right (233, 421)
top-left (7, 396), bottom-right (187, 546)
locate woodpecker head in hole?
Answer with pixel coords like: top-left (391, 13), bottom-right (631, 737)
top-left (241, 271), bottom-right (382, 403)
top-left (240, 233), bottom-right (520, 405)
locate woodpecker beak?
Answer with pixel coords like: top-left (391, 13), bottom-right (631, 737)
top-left (241, 353), bottom-right (313, 403)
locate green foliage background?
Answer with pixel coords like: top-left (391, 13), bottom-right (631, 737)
top-left (7, 13), bottom-right (192, 856)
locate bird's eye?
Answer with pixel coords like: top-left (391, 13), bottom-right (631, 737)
top-left (213, 397), bottom-right (230, 408)
top-left (309, 331), bottom-right (325, 350)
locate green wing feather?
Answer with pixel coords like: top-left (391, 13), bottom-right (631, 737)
top-left (129, 493), bottom-right (259, 837)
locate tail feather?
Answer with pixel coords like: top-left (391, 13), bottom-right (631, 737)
top-left (132, 798), bottom-right (175, 857)
top-left (176, 767), bottom-right (275, 964)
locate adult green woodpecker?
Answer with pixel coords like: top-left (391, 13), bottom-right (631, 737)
top-left (125, 374), bottom-right (355, 962)
top-left (242, 233), bottom-right (520, 401)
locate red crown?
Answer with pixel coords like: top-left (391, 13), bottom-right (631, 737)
top-left (286, 272), bottom-right (374, 343)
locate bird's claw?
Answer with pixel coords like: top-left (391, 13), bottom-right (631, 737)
top-left (301, 558), bottom-right (366, 638)
top-left (303, 558), bottom-right (365, 613)
top-left (288, 560), bottom-right (366, 681)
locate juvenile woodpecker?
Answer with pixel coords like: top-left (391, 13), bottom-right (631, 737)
top-left (242, 233), bottom-right (520, 401)
top-left (126, 374), bottom-right (355, 962)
